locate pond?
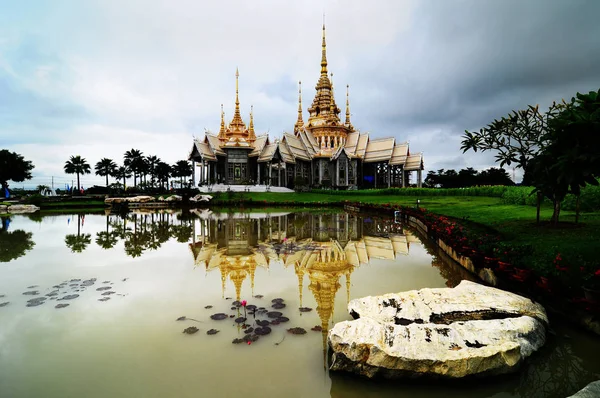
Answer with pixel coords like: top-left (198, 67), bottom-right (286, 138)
top-left (0, 209), bottom-right (599, 398)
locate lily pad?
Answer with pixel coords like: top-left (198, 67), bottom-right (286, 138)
top-left (311, 325), bottom-right (323, 332)
top-left (81, 280), bottom-right (95, 286)
top-left (70, 279), bottom-right (81, 282)
top-left (22, 291), bottom-right (39, 296)
top-left (254, 294), bottom-right (263, 299)
top-left (183, 327), bottom-right (199, 335)
top-left (55, 304), bottom-right (70, 309)
top-left (27, 285), bottom-right (38, 289)
top-left (270, 320), bottom-right (280, 326)
top-left (244, 327), bottom-right (254, 334)
top-left (267, 311), bottom-right (282, 319)
top-left (254, 326), bottom-right (272, 335)
top-left (26, 298), bottom-right (46, 307)
top-left (207, 329), bottom-right (219, 335)
top-left (204, 305), bottom-right (213, 309)
top-left (243, 334), bottom-right (259, 343)
top-left (46, 291), bottom-right (59, 297)
top-left (103, 281), bottom-right (110, 284)
top-left (232, 300), bottom-right (241, 307)
top-left (299, 307), bottom-right (313, 312)
top-left (210, 313), bottom-right (228, 321)
top-left (272, 303), bottom-right (286, 309)
top-left (246, 304), bottom-right (257, 311)
top-left (276, 317), bottom-right (290, 323)
top-left (234, 317), bottom-right (247, 324)
top-left (101, 291), bottom-right (115, 296)
top-left (230, 307), bottom-right (237, 310)
top-left (0, 302), bottom-right (9, 307)
top-left (98, 297), bottom-right (110, 302)
top-left (96, 287), bottom-right (111, 291)
top-left (287, 327), bottom-right (307, 335)
top-left (232, 338), bottom-right (244, 344)
top-left (59, 294), bottom-right (79, 300)
top-left (271, 298), bottom-right (284, 303)
top-left (225, 297), bottom-right (232, 300)
top-left (256, 320), bottom-right (270, 327)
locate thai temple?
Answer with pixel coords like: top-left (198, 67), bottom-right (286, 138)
top-left (189, 24), bottom-right (425, 189)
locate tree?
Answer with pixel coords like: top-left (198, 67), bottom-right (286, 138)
top-left (64, 155), bottom-right (91, 191)
top-left (533, 89), bottom-right (600, 224)
top-left (477, 168), bottom-right (514, 186)
top-left (155, 161), bottom-right (172, 191)
top-left (461, 103), bottom-right (564, 185)
top-left (146, 155), bottom-right (160, 188)
top-left (0, 150), bottom-right (34, 194)
top-left (114, 165), bottom-right (132, 191)
top-left (171, 160), bottom-right (192, 187)
top-left (124, 149), bottom-right (144, 188)
top-left (95, 158), bottom-right (118, 187)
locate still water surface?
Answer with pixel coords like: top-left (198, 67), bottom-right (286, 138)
top-left (0, 209), bottom-right (599, 398)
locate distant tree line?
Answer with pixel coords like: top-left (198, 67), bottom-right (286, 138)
top-left (424, 167), bottom-right (514, 188)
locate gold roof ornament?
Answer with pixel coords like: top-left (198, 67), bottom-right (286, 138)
top-left (248, 105), bottom-right (256, 142)
top-left (294, 81), bottom-right (304, 135)
top-left (225, 67), bottom-right (248, 141)
top-left (218, 104), bottom-right (226, 139)
top-left (345, 84), bottom-right (354, 131)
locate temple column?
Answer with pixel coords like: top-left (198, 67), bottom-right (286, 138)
top-left (374, 164), bottom-right (378, 189)
top-left (192, 160), bottom-right (196, 186)
top-left (268, 162), bottom-right (272, 186)
top-left (319, 161), bottom-right (323, 184)
top-left (417, 169), bottom-right (422, 188)
top-left (387, 163), bottom-right (391, 188)
top-left (257, 164), bottom-right (261, 185)
top-left (402, 169), bottom-right (406, 188)
top-left (278, 163), bottom-right (281, 187)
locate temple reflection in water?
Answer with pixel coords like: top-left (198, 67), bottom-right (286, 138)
top-left (188, 210), bottom-right (422, 356)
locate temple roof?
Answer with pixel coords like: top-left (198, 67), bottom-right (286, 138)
top-left (364, 137), bottom-right (396, 163)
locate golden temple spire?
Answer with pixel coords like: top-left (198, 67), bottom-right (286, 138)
top-left (294, 81), bottom-right (304, 135)
top-left (345, 85), bottom-right (351, 126)
top-left (248, 105), bottom-right (256, 141)
top-left (329, 73), bottom-right (335, 113)
top-left (320, 23), bottom-right (328, 76)
top-left (229, 67), bottom-right (247, 131)
top-left (218, 104), bottom-right (225, 139)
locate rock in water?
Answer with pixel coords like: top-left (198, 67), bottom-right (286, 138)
top-left (328, 280), bottom-right (548, 379)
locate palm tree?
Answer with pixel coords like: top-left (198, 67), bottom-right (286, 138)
top-left (65, 214), bottom-right (91, 253)
top-left (114, 165), bottom-right (132, 191)
top-left (155, 161), bottom-right (172, 191)
top-left (172, 160), bottom-right (192, 188)
top-left (95, 158), bottom-right (118, 187)
top-left (124, 149), bottom-right (143, 187)
top-left (146, 155), bottom-right (160, 188)
top-left (64, 156), bottom-right (91, 191)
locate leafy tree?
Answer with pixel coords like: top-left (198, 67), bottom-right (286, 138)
top-left (461, 103), bottom-right (563, 185)
top-left (64, 155), bottom-right (91, 191)
top-left (477, 168), bottom-right (514, 186)
top-left (532, 89), bottom-right (600, 224)
top-left (95, 158), bottom-right (118, 187)
top-left (124, 149), bottom-right (144, 187)
top-left (171, 160), bottom-right (192, 187)
top-left (0, 150), bottom-right (34, 194)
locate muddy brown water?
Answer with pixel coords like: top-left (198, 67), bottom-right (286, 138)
top-left (0, 210), bottom-right (599, 398)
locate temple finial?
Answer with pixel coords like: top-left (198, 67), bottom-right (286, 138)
top-left (330, 73), bottom-right (335, 113)
top-left (294, 81), bottom-right (304, 134)
top-left (320, 22), bottom-right (328, 76)
top-left (248, 105), bottom-right (256, 141)
top-left (219, 104), bottom-right (225, 139)
top-left (235, 68), bottom-right (240, 114)
top-left (345, 85), bottom-right (353, 130)
top-left (229, 67), bottom-right (246, 130)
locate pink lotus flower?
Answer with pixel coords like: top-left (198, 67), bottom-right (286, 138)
top-left (247, 341), bottom-right (252, 345)
top-left (241, 300), bottom-right (247, 307)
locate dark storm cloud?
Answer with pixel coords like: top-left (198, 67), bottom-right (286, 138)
top-left (352, 0), bottom-right (600, 136)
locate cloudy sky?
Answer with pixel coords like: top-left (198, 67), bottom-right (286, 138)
top-left (1, 0), bottom-right (599, 188)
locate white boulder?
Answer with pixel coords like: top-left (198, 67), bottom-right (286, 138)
top-left (328, 280), bottom-right (548, 379)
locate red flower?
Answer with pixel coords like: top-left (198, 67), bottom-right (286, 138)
top-left (247, 341), bottom-right (252, 345)
top-left (241, 300), bottom-right (247, 307)
top-left (595, 269), bottom-right (600, 277)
